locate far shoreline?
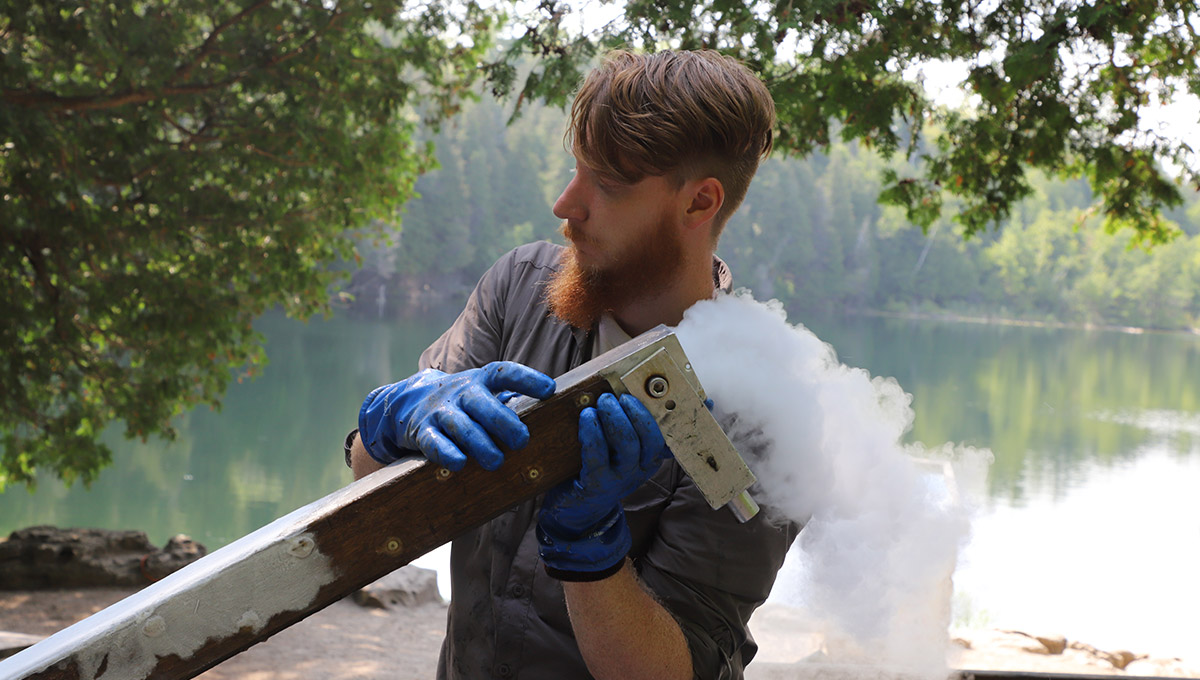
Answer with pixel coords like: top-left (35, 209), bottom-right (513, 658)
top-left (842, 307), bottom-right (1200, 337)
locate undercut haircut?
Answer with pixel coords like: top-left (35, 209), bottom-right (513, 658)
top-left (567, 49), bottom-right (776, 241)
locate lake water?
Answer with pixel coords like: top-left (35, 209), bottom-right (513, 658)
top-left (2, 310), bottom-right (1197, 661)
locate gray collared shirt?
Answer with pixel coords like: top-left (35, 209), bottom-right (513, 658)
top-left (419, 241), bottom-right (797, 680)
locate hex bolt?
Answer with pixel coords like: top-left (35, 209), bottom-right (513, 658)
top-left (645, 376), bottom-right (669, 398)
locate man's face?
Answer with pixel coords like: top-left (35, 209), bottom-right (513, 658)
top-left (544, 161), bottom-right (686, 329)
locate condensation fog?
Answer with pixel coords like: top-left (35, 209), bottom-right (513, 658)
top-left (677, 292), bottom-right (992, 675)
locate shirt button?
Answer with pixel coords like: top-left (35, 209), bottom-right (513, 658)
top-left (511, 584), bottom-right (526, 598)
top-left (497, 662), bottom-right (513, 677)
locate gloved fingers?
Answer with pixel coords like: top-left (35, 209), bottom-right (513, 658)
top-left (595, 393), bottom-right (641, 476)
top-left (481, 362), bottom-right (557, 400)
top-left (404, 368), bottom-right (449, 392)
top-left (618, 393), bottom-right (668, 471)
top-left (412, 425), bottom-right (469, 472)
top-left (496, 390), bottom-right (519, 404)
top-left (577, 406), bottom-right (610, 485)
top-left (460, 383), bottom-right (531, 450)
top-left (433, 407), bottom-right (507, 471)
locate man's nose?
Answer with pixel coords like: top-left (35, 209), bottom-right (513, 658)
top-left (552, 175), bottom-right (587, 222)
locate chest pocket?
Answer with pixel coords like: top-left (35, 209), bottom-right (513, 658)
top-left (623, 459), bottom-right (681, 560)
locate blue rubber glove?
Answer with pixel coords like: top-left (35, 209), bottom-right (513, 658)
top-left (537, 392), bottom-right (671, 581)
top-left (358, 362), bottom-right (556, 471)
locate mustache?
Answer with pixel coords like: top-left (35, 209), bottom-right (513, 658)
top-left (559, 220), bottom-right (593, 248)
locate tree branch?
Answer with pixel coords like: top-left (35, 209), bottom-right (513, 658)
top-left (3, 6), bottom-right (346, 113)
top-left (2, 80), bottom-right (239, 112)
top-left (161, 110), bottom-right (220, 144)
top-left (244, 143), bottom-right (312, 167)
top-left (173, 0), bottom-right (276, 84)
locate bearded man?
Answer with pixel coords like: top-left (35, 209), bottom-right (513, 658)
top-left (347, 49), bottom-right (797, 680)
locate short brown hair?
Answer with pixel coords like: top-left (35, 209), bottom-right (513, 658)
top-left (568, 49), bottom-right (775, 239)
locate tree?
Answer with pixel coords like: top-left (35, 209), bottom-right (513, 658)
top-left (7, 1), bottom-right (1200, 489)
top-left (499, 0), bottom-right (1200, 244)
top-left (0, 1), bottom-right (496, 488)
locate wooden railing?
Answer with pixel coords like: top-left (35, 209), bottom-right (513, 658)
top-left (0, 370), bottom-right (611, 680)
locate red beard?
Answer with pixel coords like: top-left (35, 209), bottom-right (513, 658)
top-left (544, 217), bottom-right (684, 329)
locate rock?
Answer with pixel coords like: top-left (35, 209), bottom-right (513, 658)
top-left (1104, 649), bottom-right (1144, 670)
top-left (0, 526), bottom-right (207, 589)
top-left (352, 566), bottom-right (443, 609)
top-left (1034, 634), bottom-right (1068, 655)
top-left (140, 535), bottom-right (206, 582)
top-left (997, 631), bottom-right (1067, 656)
top-left (1065, 641), bottom-right (1151, 671)
top-left (994, 630), bottom-right (1059, 655)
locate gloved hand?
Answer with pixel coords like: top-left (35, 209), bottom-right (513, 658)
top-left (537, 392), bottom-right (671, 581)
top-left (358, 362), bottom-right (556, 471)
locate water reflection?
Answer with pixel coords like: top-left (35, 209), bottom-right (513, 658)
top-left (802, 315), bottom-right (1199, 504)
top-left (4, 312), bottom-right (1196, 542)
top-left (0, 310), bottom-right (457, 548)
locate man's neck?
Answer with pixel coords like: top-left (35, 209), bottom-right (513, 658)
top-left (611, 254), bottom-right (716, 337)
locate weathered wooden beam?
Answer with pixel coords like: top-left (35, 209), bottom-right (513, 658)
top-left (0, 371), bottom-right (611, 680)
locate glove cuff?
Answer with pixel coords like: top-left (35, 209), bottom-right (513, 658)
top-left (358, 385), bottom-right (394, 464)
top-left (537, 506), bottom-right (631, 581)
top-left (544, 557), bottom-right (627, 582)
top-left (358, 378), bottom-right (425, 466)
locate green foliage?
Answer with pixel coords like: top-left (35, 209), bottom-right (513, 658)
top-left (0, 1), bottom-right (495, 488)
top-left (499, 0), bottom-right (1200, 245)
top-left (6, 1), bottom-right (1199, 490)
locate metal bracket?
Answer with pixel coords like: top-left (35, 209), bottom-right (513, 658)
top-left (540, 326), bottom-right (759, 521)
top-left (613, 346), bottom-right (758, 518)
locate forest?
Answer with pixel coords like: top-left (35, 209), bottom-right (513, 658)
top-left (347, 97), bottom-right (1200, 332)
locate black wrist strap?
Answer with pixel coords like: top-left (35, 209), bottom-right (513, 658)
top-left (343, 428), bottom-right (359, 469)
top-left (543, 556), bottom-right (627, 582)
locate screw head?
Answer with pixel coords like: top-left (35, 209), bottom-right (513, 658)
top-left (645, 376), bottom-right (669, 398)
top-left (287, 535), bottom-right (315, 558)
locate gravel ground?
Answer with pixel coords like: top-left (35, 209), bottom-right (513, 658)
top-left (3, 589), bottom-right (1198, 679)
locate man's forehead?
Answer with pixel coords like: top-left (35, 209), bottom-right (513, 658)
top-left (570, 143), bottom-right (651, 184)
top-left (572, 154), bottom-right (658, 189)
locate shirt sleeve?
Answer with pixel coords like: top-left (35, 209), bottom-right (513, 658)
top-left (637, 474), bottom-right (800, 680)
top-left (418, 248), bottom-right (517, 373)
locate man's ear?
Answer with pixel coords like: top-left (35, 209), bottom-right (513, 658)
top-left (683, 177), bottom-right (724, 230)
